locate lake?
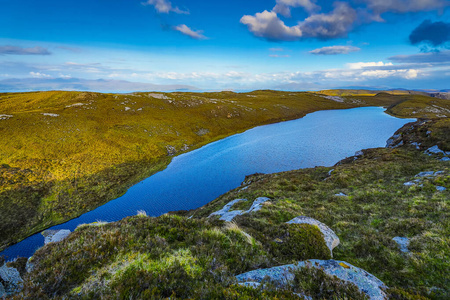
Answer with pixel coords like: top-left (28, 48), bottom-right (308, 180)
top-left (1, 107), bottom-right (414, 260)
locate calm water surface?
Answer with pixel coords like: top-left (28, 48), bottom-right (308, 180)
top-left (1, 107), bottom-right (414, 259)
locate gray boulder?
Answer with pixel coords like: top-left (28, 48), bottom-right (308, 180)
top-left (42, 229), bottom-right (71, 245)
top-left (287, 217), bottom-right (340, 256)
top-left (236, 259), bottom-right (387, 300)
top-left (0, 263), bottom-right (23, 297)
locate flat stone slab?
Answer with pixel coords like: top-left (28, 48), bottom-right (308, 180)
top-left (236, 259), bottom-right (387, 300)
top-left (287, 216), bottom-right (340, 255)
top-left (209, 197), bottom-right (271, 222)
top-left (42, 229), bottom-right (71, 245)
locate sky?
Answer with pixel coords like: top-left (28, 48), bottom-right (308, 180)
top-left (1, 0), bottom-right (450, 92)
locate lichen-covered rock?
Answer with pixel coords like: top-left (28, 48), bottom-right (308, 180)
top-left (392, 237), bottom-right (410, 253)
top-left (208, 197), bottom-right (271, 222)
top-left (236, 259), bottom-right (387, 300)
top-left (42, 229), bottom-right (71, 245)
top-left (287, 216), bottom-right (340, 255)
top-left (425, 145), bottom-right (448, 155)
top-left (0, 263), bottom-right (23, 297)
top-left (386, 134), bottom-right (402, 148)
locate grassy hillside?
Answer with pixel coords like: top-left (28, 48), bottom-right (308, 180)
top-left (1, 89), bottom-right (389, 251)
top-left (16, 117), bottom-right (449, 299)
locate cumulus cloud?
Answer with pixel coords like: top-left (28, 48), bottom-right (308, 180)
top-left (241, 3), bottom-right (356, 41)
top-left (409, 20), bottom-right (450, 48)
top-left (0, 46), bottom-right (51, 55)
top-left (310, 45), bottom-right (360, 55)
top-left (143, 0), bottom-right (188, 14)
top-left (174, 24), bottom-right (207, 40)
top-left (299, 2), bottom-right (357, 39)
top-left (273, 0), bottom-right (320, 17)
top-left (242, 0), bottom-right (450, 42)
top-left (361, 0), bottom-right (450, 14)
top-left (240, 10), bottom-right (303, 41)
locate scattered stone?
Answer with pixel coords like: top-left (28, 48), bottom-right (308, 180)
top-left (403, 181), bottom-right (416, 186)
top-left (328, 169), bottom-right (334, 176)
top-left (415, 171), bottom-right (443, 178)
top-left (334, 192), bottom-right (347, 197)
top-left (355, 150), bottom-right (363, 156)
top-left (0, 263), bottom-right (23, 297)
top-left (208, 197), bottom-right (271, 222)
top-left (236, 259), bottom-right (387, 300)
top-left (0, 114), bottom-right (13, 120)
top-left (166, 145), bottom-right (176, 156)
top-left (441, 157), bottom-right (450, 162)
top-left (195, 128), bottom-right (209, 136)
top-left (425, 145), bottom-right (448, 156)
top-left (386, 134), bottom-right (402, 148)
top-left (426, 131), bottom-right (432, 135)
top-left (392, 237), bottom-right (410, 253)
top-left (147, 93), bottom-right (171, 100)
top-left (436, 186), bottom-right (446, 192)
top-left (42, 229), bottom-right (71, 245)
top-left (65, 103), bottom-right (86, 108)
top-left (410, 142), bottom-right (421, 149)
top-left (41, 113), bottom-right (59, 117)
top-left (321, 95), bottom-right (344, 103)
top-left (287, 217), bottom-right (340, 255)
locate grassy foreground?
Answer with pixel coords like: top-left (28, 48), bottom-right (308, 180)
top-left (5, 90), bottom-right (448, 299)
top-left (2, 90), bottom-right (439, 251)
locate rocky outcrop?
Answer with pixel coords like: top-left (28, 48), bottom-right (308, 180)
top-left (236, 259), bottom-right (387, 300)
top-left (0, 263), bottom-right (23, 298)
top-left (208, 197), bottom-right (271, 222)
top-left (42, 229), bottom-right (71, 245)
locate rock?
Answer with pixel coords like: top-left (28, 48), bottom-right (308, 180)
top-left (208, 197), bottom-right (271, 222)
top-left (25, 257), bottom-right (34, 273)
top-left (436, 186), bottom-right (446, 192)
top-left (328, 169), bottom-right (334, 176)
top-left (287, 217), bottom-right (340, 255)
top-left (0, 263), bottom-right (23, 297)
top-left (386, 134), bottom-right (402, 148)
top-left (355, 150), bottom-right (364, 156)
top-left (392, 237), bottom-right (410, 253)
top-left (425, 145), bottom-right (447, 156)
top-left (334, 192), bottom-right (347, 197)
top-left (415, 171), bottom-right (435, 178)
top-left (42, 229), bottom-right (71, 245)
top-left (236, 259), bottom-right (387, 300)
top-left (246, 197), bottom-right (271, 213)
top-left (403, 181), bottom-right (416, 186)
top-left (410, 142), bottom-right (421, 149)
top-left (441, 157), bottom-right (450, 161)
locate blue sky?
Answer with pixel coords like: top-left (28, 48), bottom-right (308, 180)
top-left (1, 0), bottom-right (450, 91)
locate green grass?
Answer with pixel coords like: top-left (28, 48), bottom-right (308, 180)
top-left (14, 107), bottom-right (450, 299)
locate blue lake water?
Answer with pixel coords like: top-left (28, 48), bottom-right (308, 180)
top-left (1, 107), bottom-right (414, 260)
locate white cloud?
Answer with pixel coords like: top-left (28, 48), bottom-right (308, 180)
top-left (174, 24), bottom-right (207, 40)
top-left (273, 0), bottom-right (320, 17)
top-left (240, 2), bottom-right (357, 41)
top-left (29, 72), bottom-right (51, 78)
top-left (143, 0), bottom-right (188, 14)
top-left (240, 10), bottom-right (302, 41)
top-left (310, 45), bottom-right (360, 55)
top-left (347, 61), bottom-right (393, 69)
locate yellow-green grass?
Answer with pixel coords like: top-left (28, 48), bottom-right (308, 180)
top-left (0, 90), bottom-right (364, 251)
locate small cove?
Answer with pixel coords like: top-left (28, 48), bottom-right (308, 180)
top-left (1, 107), bottom-right (415, 259)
